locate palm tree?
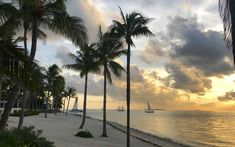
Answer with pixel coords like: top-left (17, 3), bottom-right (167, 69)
top-left (0, 27), bottom-right (34, 130)
top-left (110, 7), bottom-right (154, 147)
top-left (0, 0), bottom-right (87, 59)
top-left (96, 26), bottom-right (126, 137)
top-left (18, 62), bottom-right (45, 129)
top-left (44, 64), bottom-right (61, 118)
top-left (219, 0), bottom-right (235, 65)
top-left (64, 42), bottom-right (100, 129)
top-left (64, 87), bottom-right (76, 116)
top-left (28, 0), bottom-right (87, 59)
top-left (51, 75), bottom-right (65, 115)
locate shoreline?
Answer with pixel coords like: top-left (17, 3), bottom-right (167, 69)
top-left (73, 113), bottom-right (190, 147)
top-left (7, 113), bottom-right (190, 147)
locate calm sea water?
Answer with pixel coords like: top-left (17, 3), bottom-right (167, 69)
top-left (85, 110), bottom-right (235, 147)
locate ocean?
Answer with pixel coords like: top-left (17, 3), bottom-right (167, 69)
top-left (84, 110), bottom-right (235, 147)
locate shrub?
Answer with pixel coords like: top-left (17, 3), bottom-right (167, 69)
top-left (10, 109), bottom-right (39, 117)
top-left (75, 130), bottom-right (93, 138)
top-left (0, 126), bottom-right (54, 147)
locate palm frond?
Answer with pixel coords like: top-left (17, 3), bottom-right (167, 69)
top-left (132, 26), bottom-right (155, 37)
top-left (106, 68), bottom-right (113, 84)
top-left (37, 29), bottom-right (47, 42)
top-left (108, 61), bottom-right (126, 78)
top-left (48, 12), bottom-right (87, 46)
top-left (118, 6), bottom-right (126, 24)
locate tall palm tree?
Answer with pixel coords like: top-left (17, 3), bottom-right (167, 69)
top-left (96, 26), bottom-right (126, 137)
top-left (64, 87), bottom-right (76, 116)
top-left (110, 7), bottom-right (154, 147)
top-left (64, 42), bottom-right (100, 129)
top-left (219, 0), bottom-right (235, 65)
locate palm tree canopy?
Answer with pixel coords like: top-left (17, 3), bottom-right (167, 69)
top-left (64, 42), bottom-right (101, 77)
top-left (64, 86), bottom-right (76, 98)
top-left (110, 7), bottom-right (154, 46)
top-left (219, 0), bottom-right (235, 65)
top-left (0, 0), bottom-right (87, 54)
top-left (96, 26), bottom-right (126, 83)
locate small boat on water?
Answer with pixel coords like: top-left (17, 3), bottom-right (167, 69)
top-left (145, 101), bottom-right (154, 113)
top-left (70, 97), bottom-right (82, 112)
top-left (117, 105), bottom-right (125, 112)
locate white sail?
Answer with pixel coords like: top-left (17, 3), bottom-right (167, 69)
top-left (117, 105), bottom-right (124, 111)
top-left (147, 101), bottom-right (152, 110)
top-left (145, 100), bottom-right (154, 113)
top-left (72, 97), bottom-right (78, 110)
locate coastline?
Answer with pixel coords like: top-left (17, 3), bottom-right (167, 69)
top-left (7, 113), bottom-right (190, 147)
top-left (74, 113), bottom-right (191, 147)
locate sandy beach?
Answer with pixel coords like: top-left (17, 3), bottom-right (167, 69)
top-left (7, 113), bottom-right (186, 147)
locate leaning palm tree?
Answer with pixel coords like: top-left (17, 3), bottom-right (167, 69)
top-left (96, 26), bottom-right (126, 137)
top-left (219, 0), bottom-right (235, 65)
top-left (0, 28), bottom-right (35, 130)
top-left (64, 87), bottom-right (76, 116)
top-left (64, 42), bottom-right (100, 129)
top-left (110, 7), bottom-right (154, 147)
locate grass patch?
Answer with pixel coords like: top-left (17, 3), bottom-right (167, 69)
top-left (75, 130), bottom-right (93, 138)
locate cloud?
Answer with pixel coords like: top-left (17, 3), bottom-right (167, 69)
top-left (63, 65), bottom-right (192, 109)
top-left (165, 63), bottom-right (212, 94)
top-left (64, 73), bottom-right (103, 96)
top-left (140, 39), bottom-right (166, 64)
top-left (55, 46), bottom-right (74, 65)
top-left (218, 91), bottom-right (235, 102)
top-left (67, 0), bottom-right (106, 41)
top-left (166, 15), bottom-right (233, 77)
top-left (139, 14), bottom-right (231, 94)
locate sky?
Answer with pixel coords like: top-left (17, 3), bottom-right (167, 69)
top-left (33, 0), bottom-right (235, 111)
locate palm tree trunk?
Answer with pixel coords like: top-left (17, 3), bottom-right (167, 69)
top-left (18, 90), bottom-right (28, 129)
top-left (102, 65), bottom-right (108, 137)
top-left (0, 47), bottom-right (2, 101)
top-left (0, 77), bottom-right (2, 101)
top-left (63, 98), bottom-right (66, 113)
top-left (54, 97), bottom-right (58, 115)
top-left (66, 96), bottom-right (70, 116)
top-left (0, 82), bottom-right (21, 130)
top-left (79, 73), bottom-right (88, 129)
top-left (23, 24), bottom-right (28, 54)
top-left (229, 0), bottom-right (235, 66)
top-left (30, 17), bottom-right (38, 59)
top-left (45, 90), bottom-right (49, 118)
top-left (18, 25), bottom-right (29, 129)
top-left (126, 43), bottom-right (131, 147)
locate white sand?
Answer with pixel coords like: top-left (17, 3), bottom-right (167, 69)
top-left (7, 113), bottom-right (186, 147)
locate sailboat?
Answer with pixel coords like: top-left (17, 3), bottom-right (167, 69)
top-left (117, 105), bottom-right (125, 111)
top-left (70, 97), bottom-right (82, 112)
top-left (145, 101), bottom-right (154, 113)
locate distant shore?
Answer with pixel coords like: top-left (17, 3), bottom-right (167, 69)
top-left (7, 113), bottom-right (189, 147)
